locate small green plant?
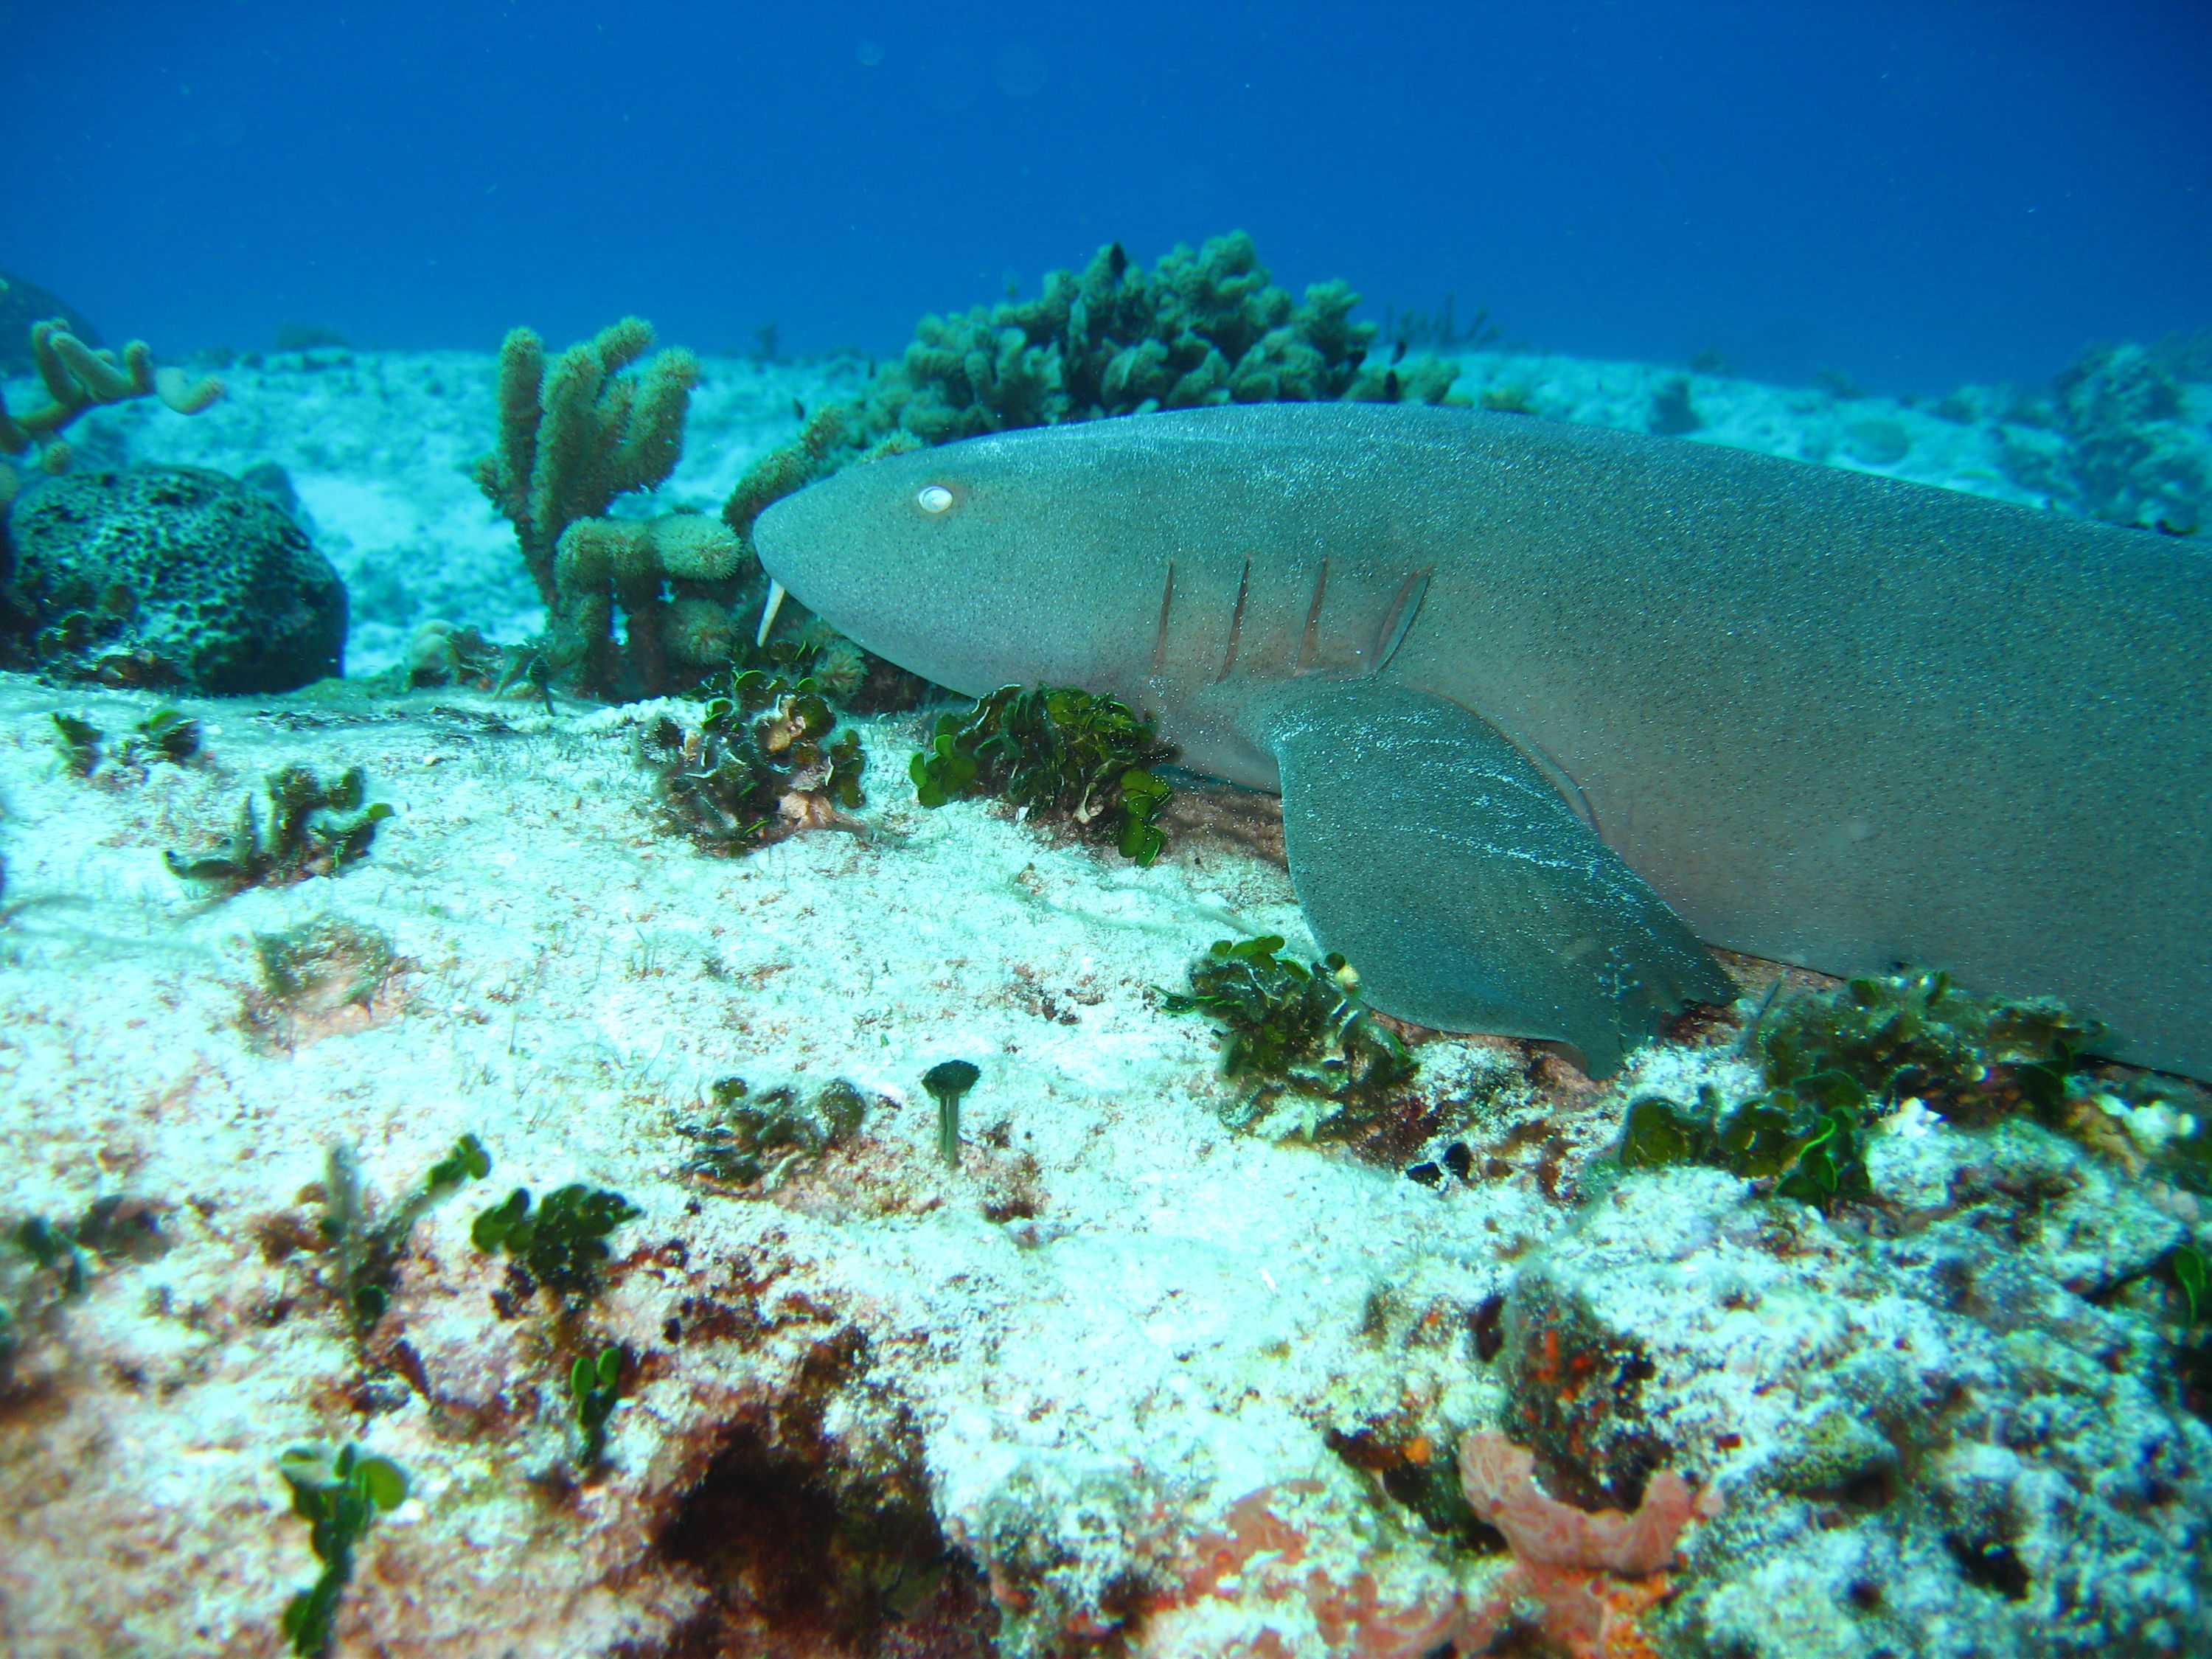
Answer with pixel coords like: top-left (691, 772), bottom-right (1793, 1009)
top-left (922, 1060), bottom-right (981, 1167)
top-left (165, 764), bottom-right (391, 894)
top-left (1615, 969), bottom-right (2103, 1207)
top-left (643, 668), bottom-right (865, 854)
top-left (1753, 967), bottom-right (2101, 1124)
top-left (910, 684), bottom-right (1177, 865)
top-left (1160, 936), bottom-right (1416, 1139)
top-left (276, 1442), bottom-right (407, 1657)
top-left (674, 1077), bottom-right (869, 1186)
top-left (569, 1343), bottom-right (626, 1467)
top-left (471, 1183), bottom-right (641, 1302)
top-left (316, 1135), bottom-right (490, 1333)
top-left (1617, 1080), bottom-right (1874, 1208)
top-left (50, 706), bottom-right (199, 777)
top-left (51, 712), bottom-right (102, 775)
top-left (2174, 1242), bottom-right (2207, 1326)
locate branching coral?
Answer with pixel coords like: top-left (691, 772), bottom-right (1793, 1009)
top-left (473, 317), bottom-right (734, 698)
top-left (722, 231), bottom-right (1462, 553)
top-left (1456, 1430), bottom-right (1721, 1658)
top-left (0, 312), bottom-right (223, 504)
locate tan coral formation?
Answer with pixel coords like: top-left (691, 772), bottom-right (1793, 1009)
top-left (473, 316), bottom-right (730, 698)
top-left (0, 303), bottom-right (223, 504)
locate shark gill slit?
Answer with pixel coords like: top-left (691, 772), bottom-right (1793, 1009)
top-left (1150, 560), bottom-right (1176, 677)
top-left (1295, 557), bottom-right (1330, 673)
top-left (1217, 557), bottom-right (1252, 682)
top-left (1371, 566), bottom-right (1433, 673)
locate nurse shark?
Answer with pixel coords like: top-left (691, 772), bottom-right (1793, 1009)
top-left (752, 403), bottom-right (2211, 1079)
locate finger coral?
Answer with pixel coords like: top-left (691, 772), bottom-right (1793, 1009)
top-left (473, 317), bottom-right (731, 698)
top-left (0, 310), bottom-right (223, 500)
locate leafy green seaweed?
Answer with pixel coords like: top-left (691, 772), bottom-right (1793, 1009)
top-left (569, 1343), bottom-right (626, 1468)
top-left (644, 668), bottom-right (865, 854)
top-left (277, 1442), bottom-right (408, 1657)
top-left (1754, 967), bottom-right (2100, 1124)
top-left (1618, 968), bottom-right (2104, 1207)
top-left (1161, 936), bottom-right (1415, 1140)
top-left (165, 765), bottom-right (390, 894)
top-left (911, 683), bottom-right (1177, 865)
top-left (673, 1077), bottom-right (869, 1187)
top-left (471, 1183), bottom-right (641, 1302)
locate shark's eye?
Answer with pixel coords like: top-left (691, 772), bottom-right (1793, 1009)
top-left (916, 484), bottom-right (955, 515)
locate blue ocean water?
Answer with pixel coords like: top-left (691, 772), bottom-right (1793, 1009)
top-left (2, 0), bottom-right (2206, 394)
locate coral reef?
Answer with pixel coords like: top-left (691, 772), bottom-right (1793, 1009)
top-left (1457, 1428), bottom-right (1720, 1656)
top-left (2004, 341), bottom-right (2212, 535)
top-left (4, 464), bottom-right (344, 692)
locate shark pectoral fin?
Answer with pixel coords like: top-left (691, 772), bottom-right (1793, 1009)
top-left (1265, 681), bottom-right (1733, 1077)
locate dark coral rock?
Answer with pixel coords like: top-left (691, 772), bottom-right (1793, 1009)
top-left (4, 465), bottom-right (346, 692)
top-left (2004, 341), bottom-right (2212, 535)
top-left (1495, 1270), bottom-right (1672, 1512)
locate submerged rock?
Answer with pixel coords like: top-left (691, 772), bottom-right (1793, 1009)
top-left (3, 463), bottom-right (346, 692)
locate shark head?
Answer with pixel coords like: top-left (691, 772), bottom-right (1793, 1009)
top-left (751, 429), bottom-right (1160, 701)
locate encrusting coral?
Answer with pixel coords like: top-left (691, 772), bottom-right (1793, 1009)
top-left (1455, 1429), bottom-right (1721, 1658)
top-left (471, 316), bottom-right (740, 698)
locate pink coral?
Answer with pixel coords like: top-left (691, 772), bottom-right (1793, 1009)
top-left (1137, 1482), bottom-right (1463, 1659)
top-left (1455, 1430), bottom-right (1722, 1658)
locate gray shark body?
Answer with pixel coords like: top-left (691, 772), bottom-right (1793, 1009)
top-left (754, 403), bottom-right (2212, 1078)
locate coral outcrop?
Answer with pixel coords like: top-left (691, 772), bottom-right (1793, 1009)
top-left (3, 464), bottom-right (345, 692)
top-left (1457, 1429), bottom-right (1719, 1656)
top-left (472, 317), bottom-right (738, 699)
top-left (723, 231), bottom-right (1464, 549)
top-left (2001, 341), bottom-right (2212, 535)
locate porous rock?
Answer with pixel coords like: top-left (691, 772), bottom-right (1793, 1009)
top-left (4, 464), bottom-right (346, 692)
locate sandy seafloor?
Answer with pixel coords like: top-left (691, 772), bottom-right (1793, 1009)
top-left (0, 346), bottom-right (2208, 1659)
